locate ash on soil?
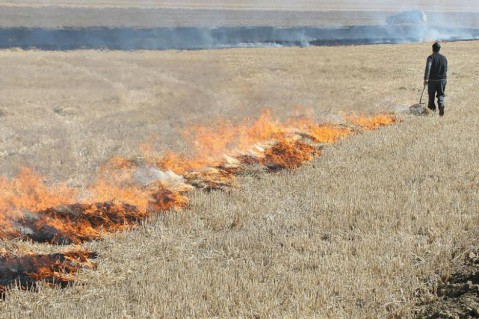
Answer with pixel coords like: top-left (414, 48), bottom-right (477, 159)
top-left (416, 247), bottom-right (479, 319)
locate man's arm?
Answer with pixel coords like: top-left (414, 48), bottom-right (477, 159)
top-left (424, 56), bottom-right (432, 85)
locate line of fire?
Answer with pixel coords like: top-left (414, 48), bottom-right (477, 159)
top-left (0, 110), bottom-right (396, 297)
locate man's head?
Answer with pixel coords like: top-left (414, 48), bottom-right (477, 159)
top-left (432, 41), bottom-right (441, 53)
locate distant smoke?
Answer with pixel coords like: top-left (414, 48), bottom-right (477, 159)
top-left (0, 24), bottom-right (477, 51)
top-left (0, 7), bottom-right (477, 50)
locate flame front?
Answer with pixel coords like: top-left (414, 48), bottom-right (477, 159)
top-left (0, 109), bottom-right (398, 296)
top-left (0, 110), bottom-right (397, 245)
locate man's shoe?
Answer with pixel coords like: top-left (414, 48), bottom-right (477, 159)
top-left (439, 105), bottom-right (445, 116)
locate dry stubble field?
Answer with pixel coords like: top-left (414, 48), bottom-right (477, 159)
top-left (1, 0), bottom-right (477, 11)
top-left (0, 1), bottom-right (477, 29)
top-left (0, 41), bottom-right (479, 318)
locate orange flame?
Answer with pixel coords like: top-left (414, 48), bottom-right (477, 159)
top-left (306, 125), bottom-right (352, 144)
top-left (155, 109), bottom-right (286, 174)
top-left (347, 113), bottom-right (397, 130)
top-left (0, 168), bottom-right (76, 239)
top-left (16, 202), bottom-right (144, 244)
top-left (0, 162), bottom-right (188, 244)
top-left (0, 250), bottom-right (96, 297)
top-left (261, 139), bottom-right (319, 171)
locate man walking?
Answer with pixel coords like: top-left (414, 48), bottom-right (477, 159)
top-left (424, 41), bottom-right (448, 116)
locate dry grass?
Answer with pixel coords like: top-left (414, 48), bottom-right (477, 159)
top-left (1, 41), bottom-right (479, 318)
top-left (0, 43), bottom-right (433, 184)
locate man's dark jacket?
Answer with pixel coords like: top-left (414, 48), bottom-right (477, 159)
top-left (424, 52), bottom-right (448, 80)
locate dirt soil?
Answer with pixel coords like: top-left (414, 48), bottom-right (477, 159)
top-left (416, 246), bottom-right (479, 319)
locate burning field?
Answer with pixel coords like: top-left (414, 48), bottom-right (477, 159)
top-left (1, 40), bottom-right (479, 318)
top-left (0, 109), bottom-right (396, 296)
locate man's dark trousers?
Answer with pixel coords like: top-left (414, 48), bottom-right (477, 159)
top-left (428, 79), bottom-right (447, 111)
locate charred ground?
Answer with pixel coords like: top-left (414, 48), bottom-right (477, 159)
top-left (415, 245), bottom-right (479, 318)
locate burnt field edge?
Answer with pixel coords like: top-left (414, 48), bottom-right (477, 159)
top-left (1, 25), bottom-right (478, 50)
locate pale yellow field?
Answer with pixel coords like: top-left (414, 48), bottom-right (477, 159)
top-left (1, 0), bottom-right (478, 11)
top-left (0, 44), bottom-right (424, 185)
top-left (0, 41), bottom-right (479, 318)
top-left (0, 1), bottom-right (477, 28)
